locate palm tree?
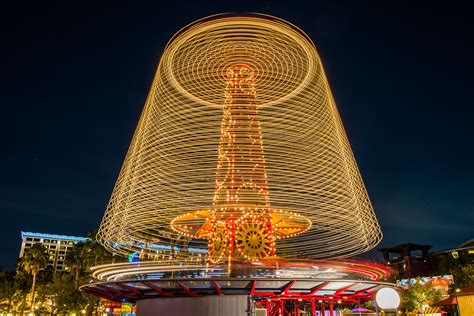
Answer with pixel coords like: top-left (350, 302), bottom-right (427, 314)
top-left (81, 231), bottom-right (115, 272)
top-left (80, 232), bottom-right (116, 316)
top-left (65, 242), bottom-right (86, 286)
top-left (19, 243), bottom-right (48, 310)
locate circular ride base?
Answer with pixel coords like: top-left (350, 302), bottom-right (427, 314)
top-left (81, 258), bottom-right (397, 316)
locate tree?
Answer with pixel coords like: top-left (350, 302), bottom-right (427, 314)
top-left (457, 264), bottom-right (474, 289)
top-left (18, 243), bottom-right (49, 309)
top-left (65, 242), bottom-right (86, 286)
top-left (14, 269), bottom-right (31, 313)
top-left (65, 240), bottom-right (115, 287)
top-left (400, 281), bottom-right (441, 313)
top-left (435, 254), bottom-right (474, 292)
top-left (0, 270), bottom-right (16, 312)
top-left (5, 232), bottom-right (119, 315)
top-left (45, 273), bottom-right (87, 315)
top-left (81, 240), bottom-right (115, 273)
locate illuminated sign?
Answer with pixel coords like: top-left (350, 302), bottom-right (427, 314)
top-left (397, 275), bottom-right (453, 287)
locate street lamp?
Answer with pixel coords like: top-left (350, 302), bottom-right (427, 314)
top-left (375, 287), bottom-right (401, 316)
top-left (455, 288), bottom-right (461, 316)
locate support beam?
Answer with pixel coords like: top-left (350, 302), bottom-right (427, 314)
top-left (250, 280), bottom-right (277, 297)
top-left (271, 304), bottom-right (280, 316)
top-left (176, 281), bottom-right (198, 297)
top-left (335, 284), bottom-right (355, 296)
top-left (354, 285), bottom-right (379, 295)
top-left (116, 283), bottom-right (142, 296)
top-left (281, 280), bottom-right (296, 295)
top-left (309, 281), bottom-right (331, 295)
top-left (97, 285), bottom-right (134, 299)
top-left (329, 300), bottom-right (334, 316)
top-left (144, 282), bottom-right (173, 297)
top-left (266, 300), bottom-right (271, 316)
top-left (212, 280), bottom-right (223, 296)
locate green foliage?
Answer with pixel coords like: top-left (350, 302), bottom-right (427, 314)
top-left (81, 240), bottom-right (115, 270)
top-left (0, 232), bottom-right (117, 314)
top-left (0, 270), bottom-right (15, 312)
top-left (64, 240), bottom-right (116, 287)
top-left (44, 273), bottom-right (87, 314)
top-left (0, 269), bottom-right (31, 313)
top-left (19, 243), bottom-right (49, 275)
top-left (435, 253), bottom-right (474, 292)
top-left (18, 243), bottom-right (49, 308)
top-left (65, 242), bottom-right (86, 284)
top-left (400, 281), bottom-right (441, 312)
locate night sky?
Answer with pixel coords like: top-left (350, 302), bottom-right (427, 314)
top-left (2, 0), bottom-right (473, 270)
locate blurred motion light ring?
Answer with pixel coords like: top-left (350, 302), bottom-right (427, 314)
top-left (162, 16), bottom-right (317, 107)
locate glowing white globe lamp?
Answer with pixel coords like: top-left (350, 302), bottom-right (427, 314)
top-left (375, 287), bottom-right (401, 310)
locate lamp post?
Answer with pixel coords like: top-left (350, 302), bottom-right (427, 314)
top-left (375, 287), bottom-right (401, 316)
top-left (455, 288), bottom-right (461, 316)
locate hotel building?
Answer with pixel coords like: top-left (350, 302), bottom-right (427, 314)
top-left (19, 231), bottom-right (89, 272)
top-left (19, 231), bottom-right (207, 272)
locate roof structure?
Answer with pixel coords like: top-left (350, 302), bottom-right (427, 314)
top-left (80, 259), bottom-right (395, 302)
top-left (378, 243), bottom-right (432, 254)
top-left (21, 231), bottom-right (90, 243)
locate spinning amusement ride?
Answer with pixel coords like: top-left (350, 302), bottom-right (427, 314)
top-left (81, 14), bottom-right (399, 315)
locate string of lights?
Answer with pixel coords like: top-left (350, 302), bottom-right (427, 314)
top-left (97, 14), bottom-right (382, 260)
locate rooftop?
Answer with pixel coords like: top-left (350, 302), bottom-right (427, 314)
top-left (21, 231), bottom-right (90, 243)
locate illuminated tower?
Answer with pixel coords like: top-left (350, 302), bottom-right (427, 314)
top-left (171, 64), bottom-right (310, 263)
top-left (209, 65), bottom-right (276, 261)
top-left (83, 15), bottom-right (399, 315)
top-left (97, 14), bottom-right (382, 263)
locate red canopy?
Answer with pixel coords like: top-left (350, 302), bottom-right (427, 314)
top-left (434, 296), bottom-right (457, 306)
top-left (435, 284), bottom-right (474, 306)
top-left (457, 284), bottom-right (474, 296)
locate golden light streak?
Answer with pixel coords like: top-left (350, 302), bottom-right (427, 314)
top-left (97, 13), bottom-right (382, 260)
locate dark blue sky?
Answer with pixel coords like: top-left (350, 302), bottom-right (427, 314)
top-left (1, 0), bottom-right (473, 269)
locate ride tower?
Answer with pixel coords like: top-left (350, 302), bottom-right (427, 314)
top-left (82, 14), bottom-right (400, 316)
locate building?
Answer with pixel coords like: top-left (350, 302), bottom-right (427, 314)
top-left (19, 231), bottom-right (90, 272)
top-left (130, 241), bottom-right (208, 263)
top-left (431, 239), bottom-right (474, 264)
top-left (19, 231), bottom-right (207, 272)
top-left (378, 239), bottom-right (474, 280)
top-left (378, 243), bottom-right (432, 278)
top-left (430, 238), bottom-right (474, 292)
